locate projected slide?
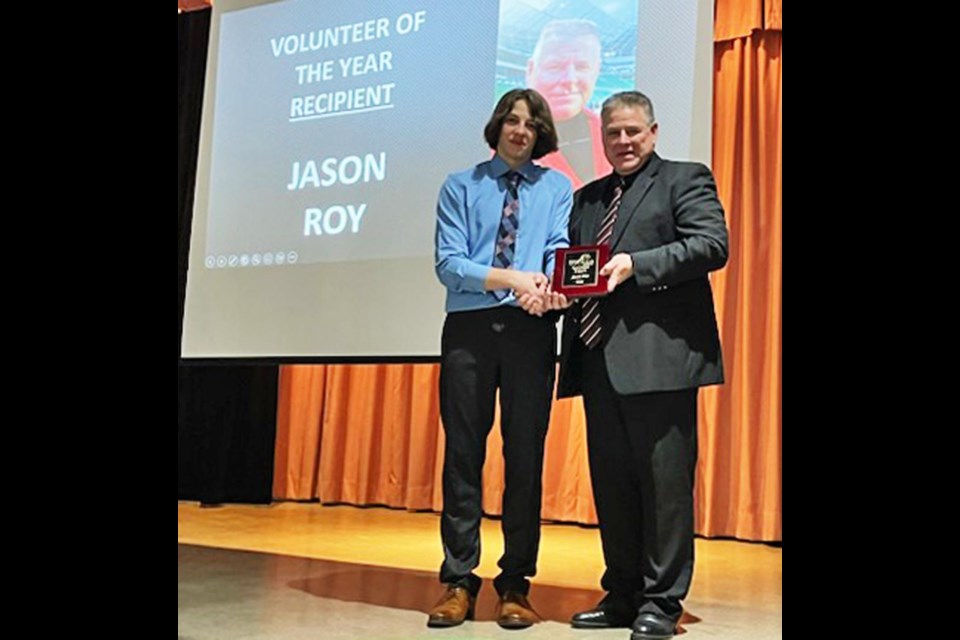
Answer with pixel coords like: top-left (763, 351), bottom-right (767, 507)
top-left (182, 0), bottom-right (712, 358)
top-left (205, 2), bottom-right (499, 269)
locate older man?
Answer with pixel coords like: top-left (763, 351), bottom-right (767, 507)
top-left (555, 91), bottom-right (728, 640)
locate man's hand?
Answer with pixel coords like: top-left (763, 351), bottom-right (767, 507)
top-left (511, 271), bottom-right (549, 298)
top-left (517, 292), bottom-right (545, 316)
top-left (600, 254), bottom-right (634, 293)
top-left (544, 284), bottom-right (572, 311)
top-left (514, 272), bottom-right (549, 316)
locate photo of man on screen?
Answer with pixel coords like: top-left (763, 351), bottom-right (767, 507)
top-left (526, 19), bottom-right (612, 189)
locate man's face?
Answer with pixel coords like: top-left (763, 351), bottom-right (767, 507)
top-left (526, 35), bottom-right (601, 121)
top-left (496, 99), bottom-right (538, 167)
top-left (602, 105), bottom-right (658, 175)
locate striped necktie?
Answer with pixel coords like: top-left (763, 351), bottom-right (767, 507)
top-left (492, 171), bottom-right (521, 299)
top-left (580, 176), bottom-right (624, 348)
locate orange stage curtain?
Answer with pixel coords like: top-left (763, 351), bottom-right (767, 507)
top-left (274, 365), bottom-right (599, 524)
top-left (701, 2), bottom-right (781, 541)
top-left (272, 0), bottom-right (781, 541)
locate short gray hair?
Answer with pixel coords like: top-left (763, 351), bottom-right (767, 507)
top-left (601, 91), bottom-right (655, 124)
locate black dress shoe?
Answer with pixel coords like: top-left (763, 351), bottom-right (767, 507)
top-left (630, 612), bottom-right (678, 640)
top-left (571, 598), bottom-right (635, 629)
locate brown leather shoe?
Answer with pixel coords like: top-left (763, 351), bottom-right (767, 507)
top-left (496, 591), bottom-right (541, 629)
top-left (427, 585), bottom-right (475, 628)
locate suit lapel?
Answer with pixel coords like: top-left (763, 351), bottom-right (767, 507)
top-left (610, 154), bottom-right (661, 251)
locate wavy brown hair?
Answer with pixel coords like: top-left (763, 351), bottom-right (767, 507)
top-left (483, 89), bottom-right (559, 160)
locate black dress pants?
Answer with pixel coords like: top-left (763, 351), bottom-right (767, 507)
top-left (439, 306), bottom-right (556, 596)
top-left (581, 346), bottom-right (698, 621)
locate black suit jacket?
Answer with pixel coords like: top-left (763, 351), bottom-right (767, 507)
top-left (557, 153), bottom-right (729, 398)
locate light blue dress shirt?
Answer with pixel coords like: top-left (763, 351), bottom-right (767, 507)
top-left (435, 155), bottom-right (572, 313)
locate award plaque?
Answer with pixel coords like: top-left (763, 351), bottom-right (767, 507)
top-left (552, 245), bottom-right (610, 298)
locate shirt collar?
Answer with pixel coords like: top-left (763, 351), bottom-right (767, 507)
top-left (491, 154), bottom-right (536, 183)
top-left (615, 152), bottom-right (657, 191)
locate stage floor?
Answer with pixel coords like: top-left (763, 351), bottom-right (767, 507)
top-left (178, 502), bottom-right (781, 639)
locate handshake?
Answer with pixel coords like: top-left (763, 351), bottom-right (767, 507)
top-left (498, 253), bottom-right (636, 316)
top-left (507, 271), bottom-right (571, 317)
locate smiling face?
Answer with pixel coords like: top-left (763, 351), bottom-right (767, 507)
top-left (527, 34), bottom-right (602, 122)
top-left (602, 104), bottom-right (658, 175)
top-left (496, 98), bottom-right (538, 168)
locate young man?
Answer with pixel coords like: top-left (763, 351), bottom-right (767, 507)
top-left (429, 88), bottom-right (572, 629)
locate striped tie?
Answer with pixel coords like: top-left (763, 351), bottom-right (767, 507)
top-left (580, 177), bottom-right (624, 349)
top-left (492, 172), bottom-right (521, 299)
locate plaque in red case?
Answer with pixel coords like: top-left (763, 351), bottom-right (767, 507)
top-left (552, 245), bottom-right (610, 298)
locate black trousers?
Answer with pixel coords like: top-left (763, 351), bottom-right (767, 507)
top-left (439, 306), bottom-right (557, 596)
top-left (581, 347), bottom-right (698, 621)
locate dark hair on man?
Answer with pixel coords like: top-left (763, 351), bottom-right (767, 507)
top-left (601, 91), bottom-right (656, 125)
top-left (484, 88), bottom-right (559, 160)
